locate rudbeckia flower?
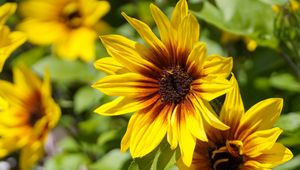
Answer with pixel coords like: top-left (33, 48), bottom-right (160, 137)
top-left (0, 3), bottom-right (26, 71)
top-left (18, 0), bottom-right (110, 62)
top-left (178, 75), bottom-right (293, 170)
top-left (0, 67), bottom-right (61, 170)
top-left (93, 0), bottom-right (233, 166)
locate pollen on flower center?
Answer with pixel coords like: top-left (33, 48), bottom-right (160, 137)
top-left (209, 141), bottom-right (244, 170)
top-left (158, 66), bottom-right (193, 104)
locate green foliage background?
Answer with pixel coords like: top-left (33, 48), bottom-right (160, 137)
top-left (1, 0), bottom-right (300, 169)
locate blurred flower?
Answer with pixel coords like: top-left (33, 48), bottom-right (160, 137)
top-left (221, 32), bottom-right (257, 52)
top-left (289, 0), bottom-right (300, 11)
top-left (93, 0), bottom-right (233, 166)
top-left (18, 0), bottom-right (110, 62)
top-left (0, 3), bottom-right (26, 71)
top-left (0, 66), bottom-right (61, 170)
top-left (178, 76), bottom-right (293, 170)
top-left (272, 4), bottom-right (281, 13)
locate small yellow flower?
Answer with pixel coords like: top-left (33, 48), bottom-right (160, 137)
top-left (178, 75), bottom-right (293, 170)
top-left (18, 0), bottom-right (110, 62)
top-left (0, 3), bottom-right (26, 71)
top-left (93, 0), bottom-right (233, 166)
top-left (221, 32), bottom-right (257, 52)
top-left (0, 66), bottom-right (61, 170)
top-left (290, 0), bottom-right (300, 11)
top-left (272, 4), bottom-right (281, 13)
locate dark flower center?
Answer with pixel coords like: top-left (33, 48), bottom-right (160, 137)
top-left (158, 66), bottom-right (193, 104)
top-left (209, 141), bottom-right (244, 170)
top-left (61, 6), bottom-right (82, 28)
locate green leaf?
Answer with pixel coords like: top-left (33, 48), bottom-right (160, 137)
top-left (74, 86), bottom-right (104, 114)
top-left (44, 153), bottom-right (90, 170)
top-left (192, 0), bottom-right (278, 48)
top-left (270, 73), bottom-right (300, 92)
top-left (274, 155), bottom-right (300, 170)
top-left (12, 47), bottom-right (46, 66)
top-left (128, 139), bottom-right (180, 170)
top-left (88, 149), bottom-right (130, 170)
top-left (32, 56), bottom-right (102, 84)
top-left (275, 112), bottom-right (300, 132)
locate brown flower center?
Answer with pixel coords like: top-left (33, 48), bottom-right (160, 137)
top-left (158, 66), bottom-right (193, 104)
top-left (209, 140), bottom-right (244, 170)
top-left (61, 3), bottom-right (82, 28)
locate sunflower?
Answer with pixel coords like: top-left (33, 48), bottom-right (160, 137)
top-left (17, 0), bottom-right (110, 62)
top-left (0, 66), bottom-right (61, 170)
top-left (178, 75), bottom-right (293, 170)
top-left (93, 0), bottom-right (233, 166)
top-left (0, 3), bottom-right (26, 71)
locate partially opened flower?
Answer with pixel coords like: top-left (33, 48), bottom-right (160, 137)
top-left (93, 0), bottom-right (233, 166)
top-left (178, 75), bottom-right (293, 170)
top-left (0, 3), bottom-right (26, 71)
top-left (18, 0), bottom-right (110, 62)
top-left (0, 66), bottom-right (61, 170)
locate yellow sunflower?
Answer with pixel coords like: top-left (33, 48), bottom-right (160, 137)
top-left (93, 0), bottom-right (233, 166)
top-left (178, 75), bottom-right (293, 170)
top-left (17, 0), bottom-right (110, 62)
top-left (0, 3), bottom-right (26, 71)
top-left (0, 66), bottom-right (61, 170)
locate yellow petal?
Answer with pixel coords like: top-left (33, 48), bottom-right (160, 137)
top-left (0, 3), bottom-right (16, 24)
top-left (81, 0), bottom-right (110, 26)
top-left (94, 95), bottom-right (159, 116)
top-left (186, 42), bottom-right (206, 76)
top-left (220, 74), bottom-right (244, 134)
top-left (167, 104), bottom-right (179, 149)
top-left (237, 98), bottom-right (283, 140)
top-left (100, 35), bottom-right (159, 73)
top-left (19, 1), bottom-right (57, 20)
top-left (243, 127), bottom-right (282, 158)
top-left (177, 14), bottom-right (200, 52)
top-left (13, 66), bottom-right (41, 95)
top-left (252, 143), bottom-right (293, 169)
top-left (18, 19), bottom-right (64, 45)
top-left (191, 94), bottom-right (229, 130)
top-left (129, 102), bottom-right (169, 157)
top-left (192, 76), bottom-right (232, 101)
top-left (94, 57), bottom-right (128, 75)
top-left (0, 28), bottom-right (26, 71)
top-left (177, 103), bottom-right (196, 166)
top-left (54, 27), bottom-right (96, 61)
top-left (121, 12), bottom-right (169, 56)
top-left (171, 0), bottom-right (188, 29)
top-left (0, 80), bottom-right (23, 105)
top-left (183, 99), bottom-right (207, 141)
top-left (202, 55), bottom-right (233, 78)
top-left (121, 113), bottom-right (138, 152)
top-left (20, 140), bottom-right (44, 170)
top-left (92, 73), bottom-right (158, 97)
top-left (150, 3), bottom-right (171, 44)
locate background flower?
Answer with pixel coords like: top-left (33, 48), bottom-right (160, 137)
top-left (0, 66), bottom-right (61, 170)
top-left (17, 0), bottom-right (110, 62)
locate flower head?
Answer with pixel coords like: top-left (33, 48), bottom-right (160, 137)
top-left (93, 0), bottom-right (233, 166)
top-left (0, 3), bottom-right (26, 71)
top-left (0, 66), bottom-right (61, 170)
top-left (178, 75), bottom-right (293, 170)
top-left (18, 0), bottom-right (110, 62)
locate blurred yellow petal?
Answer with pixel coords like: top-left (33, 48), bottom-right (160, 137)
top-left (19, 1), bottom-right (57, 20)
top-left (20, 140), bottom-right (44, 170)
top-left (81, 0), bottom-right (110, 26)
top-left (18, 19), bottom-right (65, 45)
top-left (0, 3), bottom-right (16, 24)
